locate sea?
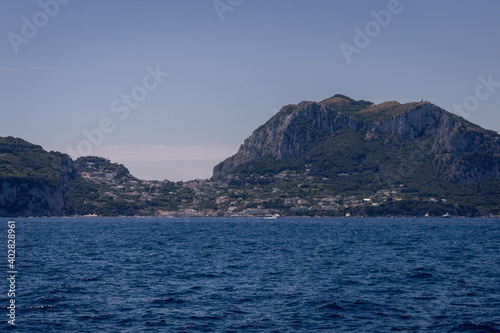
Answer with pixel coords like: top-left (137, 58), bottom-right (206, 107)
top-left (0, 217), bottom-right (499, 332)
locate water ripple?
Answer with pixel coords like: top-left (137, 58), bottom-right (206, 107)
top-left (0, 217), bottom-right (499, 332)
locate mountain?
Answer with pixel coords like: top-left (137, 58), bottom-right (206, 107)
top-left (213, 95), bottom-right (370, 176)
top-left (2, 94), bottom-right (499, 217)
top-left (63, 156), bottom-right (143, 216)
top-left (73, 156), bottom-right (134, 181)
top-left (0, 140), bottom-right (197, 217)
top-left (0, 137), bottom-right (76, 216)
top-left (213, 95), bottom-right (500, 213)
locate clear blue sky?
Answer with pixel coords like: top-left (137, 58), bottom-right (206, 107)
top-left (1, 0), bottom-right (499, 181)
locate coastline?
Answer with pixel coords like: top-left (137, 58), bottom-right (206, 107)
top-left (4, 214), bottom-right (500, 219)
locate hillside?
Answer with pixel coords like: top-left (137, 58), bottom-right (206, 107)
top-left (0, 137), bottom-right (76, 216)
top-left (213, 95), bottom-right (500, 215)
top-left (64, 156), bottom-right (195, 216)
top-left (1, 94), bottom-right (499, 217)
top-left (214, 95), bottom-right (500, 181)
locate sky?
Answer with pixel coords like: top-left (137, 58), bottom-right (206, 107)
top-left (1, 0), bottom-right (499, 181)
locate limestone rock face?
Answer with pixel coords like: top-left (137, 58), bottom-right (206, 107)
top-left (366, 103), bottom-right (500, 182)
top-left (0, 138), bottom-right (76, 217)
top-left (213, 98), bottom-right (361, 177)
top-left (0, 181), bottom-right (65, 217)
top-left (365, 103), bottom-right (443, 143)
top-left (213, 95), bottom-right (500, 184)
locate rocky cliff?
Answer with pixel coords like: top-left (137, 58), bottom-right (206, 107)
top-left (0, 137), bottom-right (76, 217)
top-left (365, 102), bottom-right (500, 182)
top-left (213, 96), bottom-right (369, 176)
top-left (213, 95), bottom-right (500, 184)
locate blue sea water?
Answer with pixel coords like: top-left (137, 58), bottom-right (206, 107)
top-left (0, 217), bottom-right (499, 332)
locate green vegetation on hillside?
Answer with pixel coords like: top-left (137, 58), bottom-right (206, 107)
top-left (64, 157), bottom-right (198, 216)
top-left (225, 125), bottom-right (499, 215)
top-left (2, 92), bottom-right (499, 217)
top-left (0, 137), bottom-right (70, 188)
top-left (75, 156), bottom-right (131, 178)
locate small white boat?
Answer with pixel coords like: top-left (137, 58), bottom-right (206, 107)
top-left (442, 212), bottom-right (452, 218)
top-left (345, 213), bottom-right (351, 218)
top-left (264, 214), bottom-right (280, 219)
top-left (425, 212), bottom-right (430, 218)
